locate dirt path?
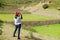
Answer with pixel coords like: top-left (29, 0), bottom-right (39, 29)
top-left (1, 23), bottom-right (60, 40)
top-left (1, 23), bottom-right (34, 40)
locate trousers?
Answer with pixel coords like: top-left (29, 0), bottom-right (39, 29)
top-left (13, 24), bottom-right (21, 38)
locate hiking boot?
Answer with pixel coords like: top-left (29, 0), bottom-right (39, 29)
top-left (13, 35), bottom-right (16, 37)
top-left (18, 37), bottom-right (20, 39)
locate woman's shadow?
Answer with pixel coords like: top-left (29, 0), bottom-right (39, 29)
top-left (0, 20), bottom-right (3, 27)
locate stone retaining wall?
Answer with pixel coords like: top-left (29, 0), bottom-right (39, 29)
top-left (4, 20), bottom-right (60, 26)
top-left (22, 20), bottom-right (60, 26)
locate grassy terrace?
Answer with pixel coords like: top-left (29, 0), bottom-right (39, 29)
top-left (0, 14), bottom-right (59, 22)
top-left (23, 24), bottom-right (60, 38)
top-left (32, 24), bottom-right (60, 38)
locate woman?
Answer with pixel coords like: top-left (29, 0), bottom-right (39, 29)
top-left (13, 10), bottom-right (23, 39)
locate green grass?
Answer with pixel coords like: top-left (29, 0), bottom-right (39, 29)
top-left (0, 14), bottom-right (14, 22)
top-left (31, 24), bottom-right (60, 38)
top-left (0, 14), bottom-right (59, 22)
top-left (22, 14), bottom-right (58, 21)
top-left (23, 24), bottom-right (60, 38)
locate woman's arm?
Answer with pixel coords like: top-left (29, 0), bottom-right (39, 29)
top-left (21, 14), bottom-right (23, 19)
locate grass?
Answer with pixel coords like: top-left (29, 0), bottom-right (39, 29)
top-left (0, 14), bottom-right (59, 22)
top-left (23, 24), bottom-right (60, 38)
top-left (49, 0), bottom-right (60, 9)
top-left (0, 0), bottom-right (41, 7)
top-left (0, 14), bottom-right (14, 22)
top-left (31, 24), bottom-right (60, 38)
top-left (0, 0), bottom-right (60, 9)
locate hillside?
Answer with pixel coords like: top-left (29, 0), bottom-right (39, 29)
top-left (0, 0), bottom-right (60, 7)
top-left (0, 0), bottom-right (41, 6)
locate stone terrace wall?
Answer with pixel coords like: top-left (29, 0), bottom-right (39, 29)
top-left (4, 20), bottom-right (60, 26)
top-left (22, 20), bottom-right (60, 26)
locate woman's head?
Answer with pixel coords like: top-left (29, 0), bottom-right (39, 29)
top-left (15, 10), bottom-right (21, 16)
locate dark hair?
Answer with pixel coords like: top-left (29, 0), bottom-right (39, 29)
top-left (15, 16), bottom-right (17, 19)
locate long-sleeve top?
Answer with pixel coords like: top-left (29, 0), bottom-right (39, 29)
top-left (14, 16), bottom-right (21, 25)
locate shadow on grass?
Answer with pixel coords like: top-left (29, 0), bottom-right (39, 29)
top-left (22, 26), bottom-right (42, 40)
top-left (0, 20), bottom-right (4, 35)
top-left (24, 32), bottom-right (42, 40)
top-left (0, 20), bottom-right (4, 27)
top-left (22, 26), bottom-right (37, 32)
